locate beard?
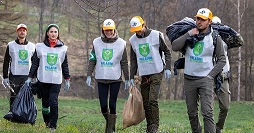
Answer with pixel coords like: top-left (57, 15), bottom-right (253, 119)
top-left (18, 35), bottom-right (26, 39)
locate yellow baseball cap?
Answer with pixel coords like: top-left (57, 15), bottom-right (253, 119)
top-left (130, 16), bottom-right (144, 32)
top-left (194, 8), bottom-right (213, 20)
top-left (16, 24), bottom-right (27, 31)
top-left (102, 19), bottom-right (115, 30)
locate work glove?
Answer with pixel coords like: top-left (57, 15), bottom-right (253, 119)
top-left (86, 76), bottom-right (92, 87)
top-left (64, 79), bottom-right (70, 91)
top-left (25, 77), bottom-right (32, 86)
top-left (3, 78), bottom-right (10, 87)
top-left (130, 79), bottom-right (134, 86)
top-left (124, 80), bottom-right (130, 90)
top-left (164, 69), bottom-right (171, 80)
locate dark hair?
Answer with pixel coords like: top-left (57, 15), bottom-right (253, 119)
top-left (43, 24), bottom-right (60, 42)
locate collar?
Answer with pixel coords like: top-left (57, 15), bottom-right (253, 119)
top-left (15, 38), bottom-right (28, 45)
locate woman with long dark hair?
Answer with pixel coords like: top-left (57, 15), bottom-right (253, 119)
top-left (26, 24), bottom-right (70, 132)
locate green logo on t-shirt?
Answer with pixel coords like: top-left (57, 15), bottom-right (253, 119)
top-left (19, 50), bottom-right (28, 60)
top-left (139, 43), bottom-right (150, 57)
top-left (193, 42), bottom-right (204, 56)
top-left (102, 49), bottom-right (113, 61)
top-left (47, 53), bottom-right (58, 66)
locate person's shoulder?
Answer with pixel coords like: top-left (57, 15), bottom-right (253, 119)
top-left (27, 41), bottom-right (35, 45)
top-left (7, 40), bottom-right (15, 45)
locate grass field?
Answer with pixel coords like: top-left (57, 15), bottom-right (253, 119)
top-left (0, 97), bottom-right (253, 133)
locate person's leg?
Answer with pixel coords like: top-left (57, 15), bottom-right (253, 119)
top-left (40, 83), bottom-right (50, 128)
top-left (108, 82), bottom-right (121, 132)
top-left (140, 75), bottom-right (152, 130)
top-left (184, 78), bottom-right (202, 133)
top-left (98, 82), bottom-right (110, 113)
top-left (108, 82), bottom-right (121, 114)
top-left (48, 83), bottom-right (61, 129)
top-left (146, 73), bottom-right (162, 132)
top-left (216, 79), bottom-right (230, 132)
top-left (199, 77), bottom-right (215, 133)
top-left (98, 82), bottom-right (110, 132)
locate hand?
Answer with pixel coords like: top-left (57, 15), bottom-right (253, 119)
top-left (124, 80), bottom-right (130, 90)
top-left (25, 77), bottom-right (32, 86)
top-left (86, 76), bottom-right (92, 87)
top-left (3, 78), bottom-right (10, 87)
top-left (188, 28), bottom-right (199, 36)
top-left (164, 69), bottom-right (171, 80)
top-left (64, 79), bottom-right (70, 91)
top-left (130, 79), bottom-right (134, 86)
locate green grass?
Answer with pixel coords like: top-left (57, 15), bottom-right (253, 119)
top-left (0, 97), bottom-right (253, 133)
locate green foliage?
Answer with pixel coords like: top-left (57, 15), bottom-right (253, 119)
top-left (0, 98), bottom-right (253, 132)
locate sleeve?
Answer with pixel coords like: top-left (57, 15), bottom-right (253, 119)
top-left (171, 32), bottom-right (190, 51)
top-left (3, 46), bottom-right (10, 78)
top-left (86, 47), bottom-right (96, 77)
top-left (130, 44), bottom-right (138, 79)
top-left (208, 36), bottom-right (226, 78)
top-left (62, 53), bottom-right (71, 79)
top-left (159, 33), bottom-right (171, 70)
top-left (28, 50), bottom-right (40, 78)
top-left (120, 45), bottom-right (129, 80)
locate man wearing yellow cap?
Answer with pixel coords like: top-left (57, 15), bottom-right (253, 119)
top-left (172, 8), bottom-right (226, 133)
top-left (129, 16), bottom-right (171, 133)
top-left (2, 24), bottom-right (35, 111)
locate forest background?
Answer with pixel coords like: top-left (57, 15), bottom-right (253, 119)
top-left (0, 0), bottom-right (253, 101)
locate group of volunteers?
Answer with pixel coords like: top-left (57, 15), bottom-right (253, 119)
top-left (2, 7), bottom-right (240, 133)
top-left (2, 23), bottom-right (70, 132)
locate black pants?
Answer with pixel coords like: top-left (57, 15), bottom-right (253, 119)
top-left (9, 72), bottom-right (28, 109)
top-left (40, 82), bottom-right (61, 129)
top-left (98, 82), bottom-right (121, 114)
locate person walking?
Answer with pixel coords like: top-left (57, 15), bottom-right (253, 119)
top-left (172, 8), bottom-right (226, 133)
top-left (25, 24), bottom-right (70, 132)
top-left (212, 16), bottom-right (231, 133)
top-left (2, 24), bottom-right (35, 111)
top-left (86, 19), bottom-right (129, 133)
top-left (129, 16), bottom-right (172, 133)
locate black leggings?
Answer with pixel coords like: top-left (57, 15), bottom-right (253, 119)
top-left (40, 82), bottom-right (61, 129)
top-left (98, 82), bottom-right (121, 114)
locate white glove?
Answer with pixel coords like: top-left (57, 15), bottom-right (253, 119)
top-left (3, 78), bottom-right (10, 87)
top-left (64, 79), bottom-right (70, 91)
top-left (25, 77), bottom-right (32, 86)
top-left (164, 69), bottom-right (171, 80)
top-left (86, 76), bottom-right (92, 87)
top-left (130, 79), bottom-right (134, 86)
top-left (124, 80), bottom-right (130, 90)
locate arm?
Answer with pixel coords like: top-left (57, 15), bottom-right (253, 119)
top-left (130, 44), bottom-right (137, 79)
top-left (86, 47), bottom-right (96, 77)
top-left (159, 33), bottom-right (171, 70)
top-left (120, 46), bottom-right (129, 80)
top-left (208, 36), bottom-right (226, 78)
top-left (172, 28), bottom-right (199, 52)
top-left (62, 54), bottom-right (71, 79)
top-left (171, 32), bottom-right (189, 51)
top-left (28, 51), bottom-right (40, 78)
top-left (3, 46), bottom-right (10, 78)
